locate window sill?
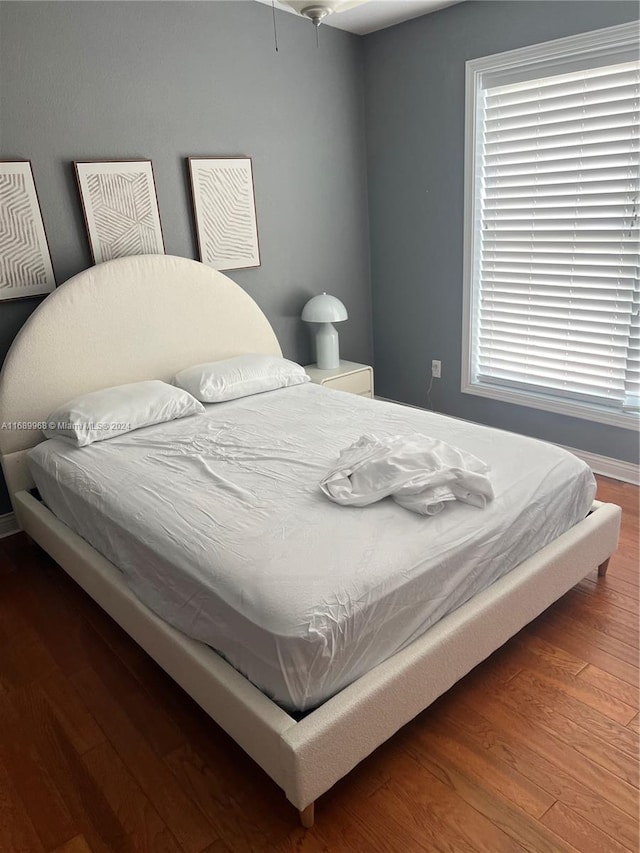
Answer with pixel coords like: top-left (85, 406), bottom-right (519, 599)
top-left (461, 380), bottom-right (639, 431)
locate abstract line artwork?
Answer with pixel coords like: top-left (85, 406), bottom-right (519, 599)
top-left (0, 161), bottom-right (55, 301)
top-left (188, 157), bottom-right (260, 271)
top-left (75, 160), bottom-right (165, 264)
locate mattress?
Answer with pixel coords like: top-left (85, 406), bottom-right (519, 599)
top-left (28, 384), bottom-right (595, 712)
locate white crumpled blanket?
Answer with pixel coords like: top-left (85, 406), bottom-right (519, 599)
top-left (320, 433), bottom-right (494, 516)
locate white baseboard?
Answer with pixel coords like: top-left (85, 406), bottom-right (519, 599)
top-left (559, 445), bottom-right (640, 486)
top-left (0, 512), bottom-right (19, 539)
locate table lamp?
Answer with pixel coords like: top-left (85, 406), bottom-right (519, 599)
top-left (301, 292), bottom-right (348, 370)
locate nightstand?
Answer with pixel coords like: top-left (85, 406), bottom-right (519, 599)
top-left (304, 360), bottom-right (374, 398)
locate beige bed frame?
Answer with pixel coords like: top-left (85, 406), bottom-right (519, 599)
top-left (0, 255), bottom-right (620, 827)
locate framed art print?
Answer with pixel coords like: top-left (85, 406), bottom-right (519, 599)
top-left (75, 160), bottom-right (165, 264)
top-left (188, 157), bottom-right (260, 271)
top-left (0, 161), bottom-right (55, 301)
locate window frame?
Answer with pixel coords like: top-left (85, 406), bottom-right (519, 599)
top-left (461, 21), bottom-right (639, 431)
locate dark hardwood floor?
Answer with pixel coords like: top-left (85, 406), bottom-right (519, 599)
top-left (0, 476), bottom-right (638, 852)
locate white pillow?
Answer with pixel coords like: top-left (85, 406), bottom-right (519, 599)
top-left (174, 354), bottom-right (309, 403)
top-left (44, 380), bottom-right (205, 447)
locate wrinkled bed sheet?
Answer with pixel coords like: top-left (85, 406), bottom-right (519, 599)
top-left (28, 384), bottom-right (595, 712)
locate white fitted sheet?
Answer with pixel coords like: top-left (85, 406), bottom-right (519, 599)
top-left (28, 384), bottom-right (595, 712)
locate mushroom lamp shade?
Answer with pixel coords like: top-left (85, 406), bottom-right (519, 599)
top-left (302, 292), bottom-right (348, 370)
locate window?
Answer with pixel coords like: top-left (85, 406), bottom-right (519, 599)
top-left (462, 23), bottom-right (639, 429)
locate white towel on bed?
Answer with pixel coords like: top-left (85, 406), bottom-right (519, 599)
top-left (320, 433), bottom-right (494, 516)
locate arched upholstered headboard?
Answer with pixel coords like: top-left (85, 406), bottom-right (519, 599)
top-left (0, 254), bottom-right (281, 504)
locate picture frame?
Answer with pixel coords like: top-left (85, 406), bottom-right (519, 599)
top-left (75, 160), bottom-right (165, 264)
top-left (0, 160), bottom-right (56, 301)
top-left (188, 156), bottom-right (260, 271)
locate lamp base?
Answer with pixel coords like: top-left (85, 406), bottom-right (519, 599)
top-left (315, 323), bottom-right (340, 370)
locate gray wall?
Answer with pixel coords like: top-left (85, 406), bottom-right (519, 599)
top-left (0, 0), bottom-right (372, 512)
top-left (0, 0), bottom-right (372, 365)
top-left (364, 0), bottom-right (639, 463)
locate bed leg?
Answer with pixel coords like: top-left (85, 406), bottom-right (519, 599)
top-left (299, 803), bottom-right (315, 828)
top-left (598, 558), bottom-right (610, 577)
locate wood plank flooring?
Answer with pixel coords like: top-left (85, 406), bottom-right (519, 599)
top-left (0, 475), bottom-right (637, 852)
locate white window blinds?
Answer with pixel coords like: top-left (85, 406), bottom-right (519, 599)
top-left (472, 58), bottom-right (640, 416)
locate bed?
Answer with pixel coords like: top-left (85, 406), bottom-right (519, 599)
top-left (0, 254), bottom-right (621, 827)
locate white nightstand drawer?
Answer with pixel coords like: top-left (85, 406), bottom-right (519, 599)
top-left (325, 370), bottom-right (371, 395)
top-left (304, 361), bottom-right (374, 398)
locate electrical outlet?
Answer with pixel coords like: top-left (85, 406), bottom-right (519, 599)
top-left (431, 360), bottom-right (442, 379)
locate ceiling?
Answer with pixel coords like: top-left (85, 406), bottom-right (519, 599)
top-left (256, 1), bottom-right (464, 36)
